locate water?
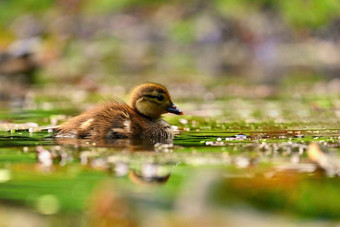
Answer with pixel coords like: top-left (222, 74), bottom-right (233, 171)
top-left (0, 95), bottom-right (340, 226)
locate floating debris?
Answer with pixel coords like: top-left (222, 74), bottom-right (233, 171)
top-left (80, 151), bottom-right (99, 165)
top-left (111, 162), bottom-right (129, 177)
top-left (225, 133), bottom-right (247, 141)
top-left (0, 122), bottom-right (39, 131)
top-left (234, 157), bottom-right (250, 168)
top-left (179, 118), bottom-right (188, 124)
top-left (154, 143), bottom-right (173, 152)
top-left (235, 133), bottom-right (247, 140)
top-left (36, 146), bottom-right (53, 167)
top-left (171, 125), bottom-right (179, 133)
top-left (205, 141), bottom-right (225, 146)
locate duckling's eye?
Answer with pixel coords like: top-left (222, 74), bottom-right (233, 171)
top-left (157, 94), bottom-right (164, 101)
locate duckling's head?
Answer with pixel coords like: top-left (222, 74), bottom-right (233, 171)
top-left (130, 83), bottom-right (183, 119)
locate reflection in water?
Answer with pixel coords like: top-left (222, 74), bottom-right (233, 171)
top-left (307, 142), bottom-right (340, 176)
top-left (1, 128), bottom-right (339, 189)
top-left (1, 129), bottom-right (340, 223)
top-left (56, 137), bottom-right (176, 185)
top-left (55, 137), bottom-right (163, 151)
top-left (128, 163), bottom-right (172, 186)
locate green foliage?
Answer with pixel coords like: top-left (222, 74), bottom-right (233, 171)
top-left (278, 0), bottom-right (340, 29)
top-left (214, 0), bottom-right (340, 29)
top-left (1, 0), bottom-right (340, 31)
top-left (170, 20), bottom-right (196, 44)
top-left (82, 0), bottom-right (131, 14)
top-left (214, 0), bottom-right (260, 19)
top-left (82, 0), bottom-right (163, 14)
top-left (0, 0), bottom-right (54, 25)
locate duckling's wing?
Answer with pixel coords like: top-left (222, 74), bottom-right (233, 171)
top-left (55, 112), bottom-right (94, 138)
top-left (91, 102), bottom-right (133, 139)
top-left (56, 101), bottom-right (133, 139)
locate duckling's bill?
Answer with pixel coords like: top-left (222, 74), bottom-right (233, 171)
top-left (168, 103), bottom-right (183, 115)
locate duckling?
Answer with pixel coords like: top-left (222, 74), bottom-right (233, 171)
top-left (56, 83), bottom-right (183, 141)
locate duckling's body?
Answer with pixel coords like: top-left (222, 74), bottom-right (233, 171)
top-left (56, 83), bottom-right (182, 141)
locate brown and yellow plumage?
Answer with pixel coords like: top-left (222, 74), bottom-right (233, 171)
top-left (55, 83), bottom-right (182, 141)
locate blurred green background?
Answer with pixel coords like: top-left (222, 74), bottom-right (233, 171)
top-left (1, 0), bottom-right (340, 94)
